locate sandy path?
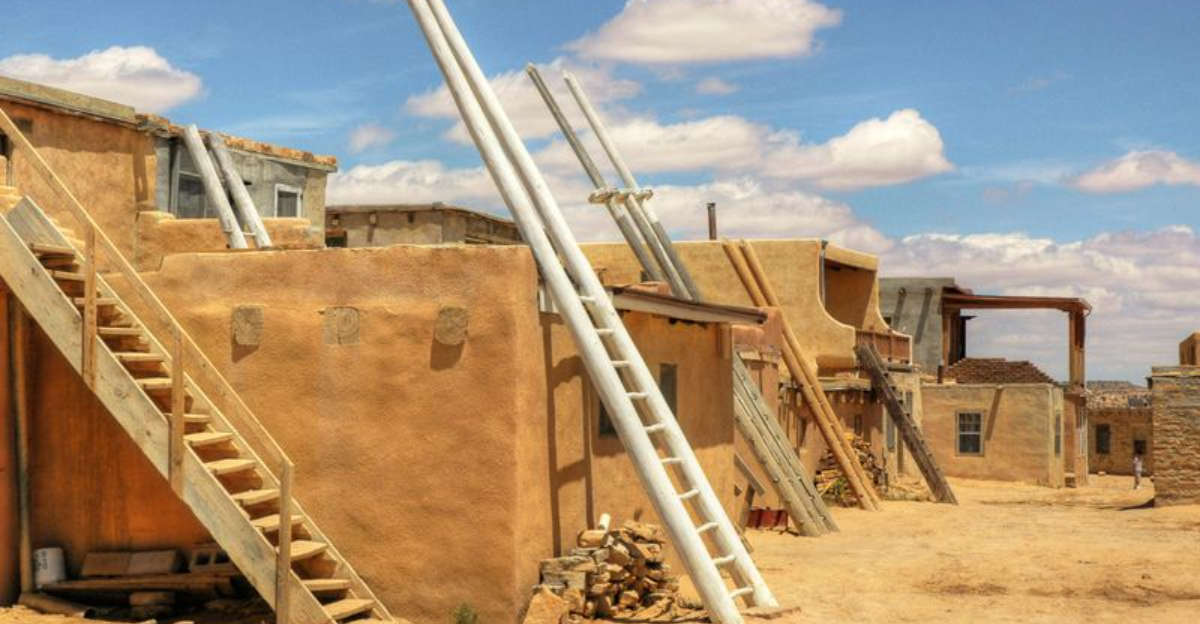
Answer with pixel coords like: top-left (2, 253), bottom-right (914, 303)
top-left (746, 476), bottom-right (1200, 624)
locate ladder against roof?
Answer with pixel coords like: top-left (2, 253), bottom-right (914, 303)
top-left (404, 2), bottom-right (775, 623)
top-left (0, 105), bottom-right (393, 624)
top-left (855, 344), bottom-right (958, 505)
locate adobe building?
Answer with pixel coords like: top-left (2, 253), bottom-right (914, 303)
top-left (1087, 381), bottom-right (1152, 476)
top-left (1147, 333), bottom-right (1200, 506)
top-left (921, 358), bottom-right (1065, 487)
top-left (0, 77), bottom-right (790, 624)
top-left (583, 240), bottom-right (923, 498)
top-left (324, 203), bottom-right (521, 248)
top-left (881, 278), bottom-right (1090, 486)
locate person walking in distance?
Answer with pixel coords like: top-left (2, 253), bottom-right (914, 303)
top-left (1133, 453), bottom-right (1144, 490)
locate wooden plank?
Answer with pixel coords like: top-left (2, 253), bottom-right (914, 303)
top-left (303, 578), bottom-right (351, 593)
top-left (82, 552), bottom-right (133, 578)
top-left (287, 541), bottom-right (327, 562)
top-left (205, 458), bottom-right (257, 476)
top-left (251, 513), bottom-right (303, 533)
top-left (276, 463), bottom-right (293, 624)
top-left (232, 488), bottom-right (279, 507)
top-left (82, 226), bottom-right (97, 389)
top-left (324, 599), bottom-right (374, 622)
top-left (11, 301), bottom-right (32, 593)
top-left (185, 431), bottom-right (235, 447)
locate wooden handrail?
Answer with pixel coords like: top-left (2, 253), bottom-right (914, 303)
top-left (0, 106), bottom-right (294, 477)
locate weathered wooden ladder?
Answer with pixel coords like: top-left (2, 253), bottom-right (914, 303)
top-left (526, 65), bottom-right (839, 534)
top-left (405, 1), bottom-right (776, 623)
top-left (0, 108), bottom-right (391, 624)
top-left (855, 344), bottom-right (958, 504)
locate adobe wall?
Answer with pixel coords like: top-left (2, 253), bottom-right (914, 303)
top-left (583, 240), bottom-right (859, 372)
top-left (1150, 366), bottom-right (1200, 505)
top-left (3, 100), bottom-right (156, 257)
top-left (1089, 407), bottom-right (1153, 475)
top-left (879, 278), bottom-right (957, 373)
top-left (1179, 333), bottom-right (1200, 366)
top-left (132, 212), bottom-right (321, 270)
top-left (921, 383), bottom-right (1064, 487)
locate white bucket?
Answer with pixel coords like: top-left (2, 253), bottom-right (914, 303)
top-left (33, 547), bottom-right (66, 589)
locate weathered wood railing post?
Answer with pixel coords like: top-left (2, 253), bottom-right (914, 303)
top-left (82, 225), bottom-right (97, 388)
top-left (276, 461), bottom-right (293, 624)
top-left (169, 327), bottom-right (185, 495)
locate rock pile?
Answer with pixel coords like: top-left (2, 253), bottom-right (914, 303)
top-left (533, 520), bottom-right (694, 622)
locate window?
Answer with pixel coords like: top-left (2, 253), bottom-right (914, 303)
top-left (659, 363), bottom-right (678, 415)
top-left (957, 411), bottom-right (983, 455)
top-left (176, 173), bottom-right (207, 219)
top-left (1054, 413), bottom-right (1062, 456)
top-left (1133, 439), bottom-right (1147, 456)
top-left (326, 234), bottom-right (348, 248)
top-left (275, 184), bottom-right (302, 218)
top-left (1095, 424), bottom-right (1111, 455)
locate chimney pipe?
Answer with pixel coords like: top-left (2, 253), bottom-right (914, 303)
top-left (706, 202), bottom-right (717, 240)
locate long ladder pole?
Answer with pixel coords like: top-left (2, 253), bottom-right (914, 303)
top-left (564, 72), bottom-right (701, 300)
top-left (208, 133), bottom-right (273, 248)
top-left (406, 2), bottom-right (774, 621)
top-left (180, 125), bottom-right (247, 249)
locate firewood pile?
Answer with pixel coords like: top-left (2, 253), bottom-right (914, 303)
top-left (533, 520), bottom-right (698, 622)
top-left (816, 435), bottom-right (888, 506)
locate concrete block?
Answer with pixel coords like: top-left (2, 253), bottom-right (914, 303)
top-left (128, 550), bottom-right (182, 576)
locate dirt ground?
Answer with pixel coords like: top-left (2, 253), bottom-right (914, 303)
top-left (0, 476), bottom-right (1195, 624)
top-left (746, 476), bottom-right (1200, 624)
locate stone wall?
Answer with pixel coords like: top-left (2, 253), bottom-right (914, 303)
top-left (1089, 407), bottom-right (1153, 476)
top-left (1150, 366), bottom-right (1200, 505)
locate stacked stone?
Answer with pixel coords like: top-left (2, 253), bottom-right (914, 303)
top-left (536, 521), bottom-right (685, 621)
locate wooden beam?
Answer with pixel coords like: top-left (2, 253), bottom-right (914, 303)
top-left (275, 462), bottom-right (293, 624)
top-left (82, 226), bottom-right (97, 389)
top-left (170, 328), bottom-right (185, 495)
top-left (10, 298), bottom-right (32, 594)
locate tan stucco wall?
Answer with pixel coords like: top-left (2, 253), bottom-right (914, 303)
top-left (583, 240), bottom-right (860, 371)
top-left (1089, 408), bottom-right (1153, 475)
top-left (4, 100), bottom-right (156, 256)
top-left (133, 212), bottom-right (321, 270)
top-left (922, 383), bottom-right (1064, 487)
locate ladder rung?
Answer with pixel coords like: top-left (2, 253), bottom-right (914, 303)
top-left (627, 392), bottom-right (648, 400)
top-left (99, 326), bottom-right (141, 336)
top-left (51, 270), bottom-right (85, 282)
top-left (595, 328), bottom-right (614, 336)
top-left (713, 554), bottom-right (736, 567)
top-left (74, 298), bottom-right (119, 307)
top-left (729, 586), bottom-right (754, 600)
top-left (678, 489), bottom-right (700, 501)
top-left (231, 488), bottom-right (279, 507)
top-left (185, 431), bottom-right (235, 447)
top-left (29, 243), bottom-right (75, 257)
top-left (661, 457), bottom-right (682, 465)
top-left (697, 522), bottom-right (718, 534)
top-left (612, 360), bottom-right (630, 368)
top-left (250, 513), bottom-right (304, 533)
top-left (303, 578), bottom-right (352, 593)
top-left (114, 351), bottom-right (164, 363)
top-left (136, 377), bottom-right (174, 391)
top-left (205, 458), bottom-right (257, 476)
top-left (579, 295), bottom-right (596, 303)
top-left (644, 423), bottom-right (667, 434)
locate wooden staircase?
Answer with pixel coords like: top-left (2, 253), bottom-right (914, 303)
top-left (0, 177), bottom-right (392, 623)
top-left (855, 344), bottom-right (958, 505)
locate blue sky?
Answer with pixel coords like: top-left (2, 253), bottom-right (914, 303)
top-left (1, 0), bottom-right (1198, 381)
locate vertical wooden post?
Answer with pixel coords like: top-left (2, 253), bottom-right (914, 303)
top-left (11, 301), bottom-right (32, 593)
top-left (706, 203), bottom-right (717, 241)
top-left (275, 462), bottom-right (293, 624)
top-left (169, 328), bottom-right (185, 495)
top-left (82, 226), bottom-right (97, 389)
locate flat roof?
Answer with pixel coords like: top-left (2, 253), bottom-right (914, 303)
top-left (327, 203), bottom-right (515, 226)
top-left (609, 286), bottom-right (767, 325)
top-left (942, 291), bottom-right (1092, 314)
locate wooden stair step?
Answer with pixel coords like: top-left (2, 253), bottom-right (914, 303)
top-left (136, 377), bottom-right (174, 391)
top-left (231, 488), bottom-right (279, 507)
top-left (114, 352), bottom-right (164, 363)
top-left (75, 298), bottom-right (120, 308)
top-left (182, 413), bottom-right (212, 425)
top-left (29, 243), bottom-right (75, 257)
top-left (205, 458), bottom-right (257, 476)
top-left (249, 513), bottom-right (304, 533)
top-left (323, 598), bottom-right (375, 622)
top-left (302, 578), bottom-right (352, 593)
top-left (98, 326), bottom-right (141, 336)
top-left (50, 270), bottom-right (85, 282)
top-left (288, 540), bottom-right (328, 562)
top-left (185, 431), bottom-right (235, 447)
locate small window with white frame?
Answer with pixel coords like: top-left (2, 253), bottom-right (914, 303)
top-left (274, 183), bottom-right (303, 218)
top-left (957, 411), bottom-right (984, 455)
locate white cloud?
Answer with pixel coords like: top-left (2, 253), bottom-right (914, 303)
top-left (1071, 150), bottom-right (1200, 194)
top-left (882, 226), bottom-right (1200, 381)
top-left (570, 0), bottom-right (842, 65)
top-left (536, 108), bottom-right (953, 191)
top-left (327, 159), bottom-right (498, 206)
top-left (764, 109), bottom-right (954, 189)
top-left (0, 46), bottom-right (202, 113)
top-left (347, 123), bottom-right (397, 154)
top-left (695, 77), bottom-right (739, 96)
top-left (405, 58), bottom-right (641, 144)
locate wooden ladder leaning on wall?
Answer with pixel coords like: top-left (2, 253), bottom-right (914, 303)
top-left (0, 106), bottom-right (393, 624)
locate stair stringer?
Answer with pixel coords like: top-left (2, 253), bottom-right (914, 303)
top-left (0, 210), bottom-right (336, 624)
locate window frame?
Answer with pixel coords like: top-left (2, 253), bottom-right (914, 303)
top-left (956, 410), bottom-right (984, 456)
top-left (1095, 424), bottom-right (1111, 455)
top-left (174, 171), bottom-right (208, 219)
top-left (274, 183), bottom-right (303, 218)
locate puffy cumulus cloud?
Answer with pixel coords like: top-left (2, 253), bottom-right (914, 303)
top-left (569, 0), bottom-right (842, 65)
top-left (881, 226), bottom-right (1200, 381)
top-left (695, 77), bottom-right (739, 95)
top-left (765, 109), bottom-right (954, 189)
top-left (536, 108), bottom-right (953, 191)
top-left (405, 59), bottom-right (641, 144)
top-left (326, 159), bottom-right (498, 206)
top-left (347, 123), bottom-right (397, 154)
top-left (0, 46), bottom-right (202, 113)
top-left (1071, 150), bottom-right (1200, 193)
